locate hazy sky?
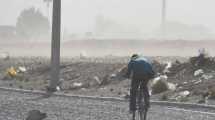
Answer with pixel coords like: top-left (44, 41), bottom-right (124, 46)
top-left (1, 0), bottom-right (215, 34)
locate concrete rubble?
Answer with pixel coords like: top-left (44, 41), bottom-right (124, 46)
top-left (1, 52), bottom-right (215, 104)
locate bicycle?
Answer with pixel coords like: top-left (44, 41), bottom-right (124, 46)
top-left (131, 82), bottom-right (149, 120)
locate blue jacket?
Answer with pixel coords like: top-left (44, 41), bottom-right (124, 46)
top-left (127, 56), bottom-right (154, 78)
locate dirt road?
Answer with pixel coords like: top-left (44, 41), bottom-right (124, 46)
top-left (0, 89), bottom-right (215, 120)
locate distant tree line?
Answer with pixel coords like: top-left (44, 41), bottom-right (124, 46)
top-left (16, 7), bottom-right (50, 40)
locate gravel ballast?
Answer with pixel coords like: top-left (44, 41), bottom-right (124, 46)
top-left (0, 90), bottom-right (215, 120)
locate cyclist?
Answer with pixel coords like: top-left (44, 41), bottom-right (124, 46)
top-left (125, 54), bottom-right (155, 114)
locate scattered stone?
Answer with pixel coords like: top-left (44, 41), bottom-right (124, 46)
top-left (167, 82), bottom-right (177, 91)
top-left (191, 80), bottom-right (196, 82)
top-left (19, 85), bottom-right (23, 89)
top-left (178, 86), bottom-right (183, 89)
top-left (163, 61), bottom-right (172, 73)
top-left (93, 76), bottom-right (101, 85)
top-left (179, 90), bottom-right (190, 97)
top-left (110, 88), bottom-right (114, 92)
top-left (122, 91), bottom-right (130, 99)
top-left (81, 88), bottom-right (87, 91)
top-left (69, 82), bottom-right (84, 90)
top-left (56, 86), bottom-right (61, 91)
top-left (110, 74), bottom-right (117, 78)
top-left (194, 69), bottom-right (204, 76)
top-left (194, 80), bottom-right (202, 85)
top-left (26, 110), bottom-right (47, 120)
top-left (201, 74), bottom-right (213, 80)
top-left (73, 82), bottom-right (83, 87)
top-left (9, 83), bottom-right (13, 87)
top-left (152, 75), bottom-right (168, 85)
top-left (183, 82), bottom-right (188, 84)
top-left (100, 87), bottom-right (107, 90)
top-left (18, 66), bottom-right (27, 73)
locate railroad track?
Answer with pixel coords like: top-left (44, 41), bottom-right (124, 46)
top-left (0, 87), bottom-right (215, 113)
top-left (0, 86), bottom-right (215, 120)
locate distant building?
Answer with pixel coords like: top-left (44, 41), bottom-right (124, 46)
top-left (0, 25), bottom-right (16, 39)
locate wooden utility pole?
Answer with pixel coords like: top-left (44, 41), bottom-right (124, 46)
top-left (50, 0), bottom-right (61, 91)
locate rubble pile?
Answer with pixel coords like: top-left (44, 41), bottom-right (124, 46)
top-left (153, 53), bottom-right (215, 103)
top-left (173, 55), bottom-right (214, 84)
top-left (0, 54), bottom-right (215, 104)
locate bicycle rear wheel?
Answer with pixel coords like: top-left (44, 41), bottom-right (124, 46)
top-left (137, 110), bottom-right (143, 120)
top-left (137, 89), bottom-right (148, 120)
top-left (131, 108), bottom-right (142, 120)
top-left (137, 107), bottom-right (148, 120)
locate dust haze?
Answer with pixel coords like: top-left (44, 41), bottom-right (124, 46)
top-left (1, 0), bottom-right (215, 57)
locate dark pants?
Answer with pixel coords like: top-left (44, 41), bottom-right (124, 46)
top-left (129, 76), bottom-right (150, 112)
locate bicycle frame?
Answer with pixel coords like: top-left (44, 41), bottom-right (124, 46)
top-left (132, 85), bottom-right (148, 120)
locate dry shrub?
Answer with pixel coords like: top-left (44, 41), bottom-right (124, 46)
top-left (152, 80), bottom-right (168, 94)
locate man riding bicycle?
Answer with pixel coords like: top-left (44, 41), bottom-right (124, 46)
top-left (126, 54), bottom-right (155, 114)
